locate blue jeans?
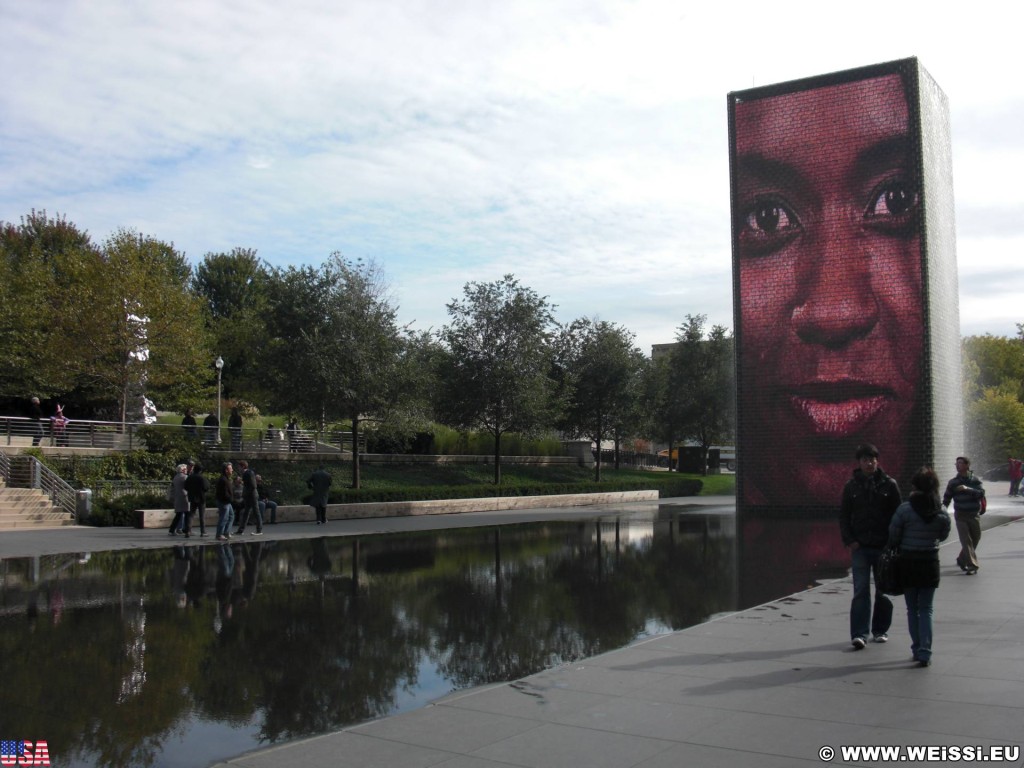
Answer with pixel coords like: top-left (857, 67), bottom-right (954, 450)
top-left (216, 502), bottom-right (235, 538)
top-left (904, 587), bottom-right (936, 662)
top-left (851, 546), bottom-right (892, 640)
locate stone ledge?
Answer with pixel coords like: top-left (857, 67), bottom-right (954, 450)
top-left (133, 490), bottom-right (659, 529)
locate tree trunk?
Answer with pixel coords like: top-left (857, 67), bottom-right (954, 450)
top-left (493, 431), bottom-right (502, 485)
top-left (594, 417), bottom-right (603, 482)
top-left (351, 412), bottom-right (361, 489)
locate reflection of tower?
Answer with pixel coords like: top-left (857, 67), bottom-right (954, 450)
top-left (736, 510), bottom-right (849, 610)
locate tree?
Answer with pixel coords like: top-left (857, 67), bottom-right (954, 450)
top-left (963, 334), bottom-right (1024, 402)
top-left (966, 387), bottom-right (1024, 472)
top-left (263, 256), bottom-right (408, 488)
top-left (437, 275), bottom-right (556, 484)
top-left (61, 229), bottom-right (211, 422)
top-left (553, 318), bottom-right (645, 480)
top-left (192, 249), bottom-right (271, 403)
top-left (0, 210), bottom-right (96, 401)
top-left (668, 315), bottom-right (735, 475)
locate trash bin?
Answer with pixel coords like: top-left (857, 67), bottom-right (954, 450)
top-left (76, 489), bottom-right (92, 523)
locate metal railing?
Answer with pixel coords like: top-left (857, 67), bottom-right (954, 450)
top-left (0, 448), bottom-right (77, 519)
top-left (0, 416), bottom-right (365, 455)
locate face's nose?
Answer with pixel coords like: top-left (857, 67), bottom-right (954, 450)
top-left (791, 213), bottom-right (879, 349)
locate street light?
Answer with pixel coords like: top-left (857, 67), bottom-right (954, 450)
top-left (215, 356), bottom-right (224, 445)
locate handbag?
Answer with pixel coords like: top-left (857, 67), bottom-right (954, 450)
top-left (876, 546), bottom-right (904, 596)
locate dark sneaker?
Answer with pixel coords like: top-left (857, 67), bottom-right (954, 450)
top-left (252, 531), bottom-right (262, 536)
top-left (852, 637), bottom-right (866, 650)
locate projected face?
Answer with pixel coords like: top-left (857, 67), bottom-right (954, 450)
top-left (733, 74), bottom-right (922, 507)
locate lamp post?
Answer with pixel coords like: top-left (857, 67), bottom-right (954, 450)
top-left (215, 356), bottom-right (224, 445)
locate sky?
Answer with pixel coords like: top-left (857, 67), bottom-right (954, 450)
top-left (3, 0), bottom-right (1023, 354)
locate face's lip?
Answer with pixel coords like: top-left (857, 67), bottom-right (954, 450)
top-left (778, 379), bottom-right (896, 437)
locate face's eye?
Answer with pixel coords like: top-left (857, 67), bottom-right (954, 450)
top-left (738, 198), bottom-right (801, 256)
top-left (864, 179), bottom-right (919, 233)
top-left (745, 203), bottom-right (794, 234)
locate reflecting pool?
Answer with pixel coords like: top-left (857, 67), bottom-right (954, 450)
top-left (0, 504), bottom-right (845, 768)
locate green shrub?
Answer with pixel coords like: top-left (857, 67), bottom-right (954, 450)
top-left (88, 491), bottom-right (167, 527)
top-left (135, 425), bottom-right (204, 460)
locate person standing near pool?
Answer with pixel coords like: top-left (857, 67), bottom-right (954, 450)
top-left (214, 462), bottom-right (235, 541)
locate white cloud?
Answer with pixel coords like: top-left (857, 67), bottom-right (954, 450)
top-left (2, 0), bottom-right (1024, 354)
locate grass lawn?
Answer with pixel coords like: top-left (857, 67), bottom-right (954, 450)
top-left (253, 460), bottom-right (734, 503)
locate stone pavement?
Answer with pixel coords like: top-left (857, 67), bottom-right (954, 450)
top-left (208, 495), bottom-right (1024, 768)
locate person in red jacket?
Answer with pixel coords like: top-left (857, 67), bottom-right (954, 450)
top-left (1007, 456), bottom-right (1022, 497)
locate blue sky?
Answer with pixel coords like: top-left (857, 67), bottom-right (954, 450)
top-left (3, 0), bottom-right (1022, 353)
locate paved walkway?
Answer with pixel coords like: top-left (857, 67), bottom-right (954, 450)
top-left (208, 496), bottom-right (1024, 768)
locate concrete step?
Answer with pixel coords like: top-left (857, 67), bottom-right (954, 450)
top-left (0, 487), bottom-right (72, 528)
top-left (0, 517), bottom-right (75, 529)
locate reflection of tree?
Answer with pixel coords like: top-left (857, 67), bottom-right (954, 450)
top-left (190, 540), bottom-right (427, 743)
top-left (0, 514), bottom-right (747, 768)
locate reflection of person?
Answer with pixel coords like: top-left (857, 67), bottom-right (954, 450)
top-left (307, 465), bottom-right (332, 524)
top-left (733, 71), bottom-right (922, 507)
top-left (839, 443), bottom-right (902, 649)
top-left (1008, 456), bottom-right (1022, 497)
top-left (888, 467), bottom-right (950, 667)
top-left (171, 545), bottom-right (191, 608)
top-left (943, 456), bottom-right (985, 574)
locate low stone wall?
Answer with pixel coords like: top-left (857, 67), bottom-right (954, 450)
top-left (134, 489), bottom-right (658, 529)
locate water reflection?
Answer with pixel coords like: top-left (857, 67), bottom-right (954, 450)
top-left (0, 505), bottom-right (839, 768)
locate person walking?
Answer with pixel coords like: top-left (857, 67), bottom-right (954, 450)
top-left (184, 461), bottom-right (210, 537)
top-left (214, 463), bottom-right (235, 541)
top-left (182, 409), bottom-right (198, 440)
top-left (203, 412), bottom-right (220, 446)
top-left (1008, 456), bottom-right (1023, 497)
top-left (307, 465), bottom-right (332, 524)
top-left (228, 407), bottom-right (243, 452)
top-left (29, 396), bottom-right (45, 446)
top-left (257, 474), bottom-right (278, 524)
top-left (943, 456), bottom-right (986, 574)
top-left (888, 467), bottom-right (951, 667)
top-left (234, 460), bottom-right (263, 535)
top-left (168, 464), bottom-right (190, 537)
top-left (839, 443), bottom-right (903, 649)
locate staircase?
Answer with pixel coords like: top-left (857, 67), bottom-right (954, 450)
top-left (0, 487), bottom-right (72, 529)
top-left (0, 454), bottom-right (77, 529)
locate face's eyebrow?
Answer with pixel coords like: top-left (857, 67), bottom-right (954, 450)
top-left (735, 153), bottom-right (813, 200)
top-left (854, 135), bottom-right (914, 178)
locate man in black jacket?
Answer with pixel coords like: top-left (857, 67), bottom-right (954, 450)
top-left (839, 443), bottom-right (902, 649)
top-left (943, 456), bottom-right (985, 574)
top-left (184, 462), bottom-right (210, 537)
top-left (234, 460), bottom-right (263, 536)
